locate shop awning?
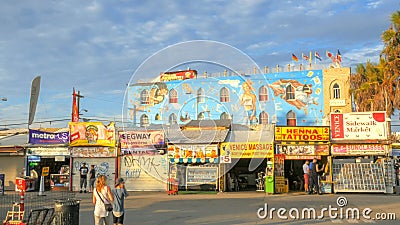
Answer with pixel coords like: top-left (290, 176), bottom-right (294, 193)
top-left (0, 146), bottom-right (25, 155)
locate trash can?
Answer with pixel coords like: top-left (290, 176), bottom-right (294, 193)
top-left (53, 199), bottom-right (80, 225)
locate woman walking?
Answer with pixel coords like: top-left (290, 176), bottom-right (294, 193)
top-left (93, 175), bottom-right (114, 225)
top-left (112, 178), bottom-right (129, 225)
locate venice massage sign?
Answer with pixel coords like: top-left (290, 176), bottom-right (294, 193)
top-left (330, 112), bottom-right (387, 140)
top-left (274, 127), bottom-right (329, 142)
top-left (220, 142), bottom-right (274, 158)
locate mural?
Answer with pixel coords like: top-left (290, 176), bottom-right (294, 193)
top-left (127, 70), bottom-right (324, 126)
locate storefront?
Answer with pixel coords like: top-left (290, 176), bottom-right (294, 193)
top-left (330, 112), bottom-right (393, 193)
top-left (220, 129), bottom-right (274, 192)
top-left (275, 126), bottom-right (331, 193)
top-left (119, 129), bottom-right (168, 191)
top-left (69, 122), bottom-right (116, 191)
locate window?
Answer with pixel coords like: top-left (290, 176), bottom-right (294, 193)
top-left (259, 111), bottom-right (269, 124)
top-left (140, 90), bottom-right (149, 104)
top-left (220, 87), bottom-right (230, 102)
top-left (198, 112), bottom-right (205, 120)
top-left (155, 113), bottom-right (161, 121)
top-left (197, 88), bottom-right (205, 103)
top-left (220, 112), bottom-right (230, 120)
top-left (169, 113), bottom-right (177, 124)
top-left (259, 86), bottom-right (268, 101)
top-left (140, 114), bottom-right (149, 127)
top-left (286, 110), bottom-right (296, 126)
top-left (169, 89), bottom-right (178, 103)
top-left (285, 85), bottom-right (295, 100)
top-left (333, 83), bottom-right (341, 99)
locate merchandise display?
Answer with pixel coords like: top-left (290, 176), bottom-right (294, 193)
top-left (186, 166), bottom-right (218, 190)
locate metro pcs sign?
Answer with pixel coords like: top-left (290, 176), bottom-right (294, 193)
top-left (330, 112), bottom-right (387, 140)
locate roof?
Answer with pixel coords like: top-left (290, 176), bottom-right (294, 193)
top-left (226, 130), bottom-right (274, 142)
top-left (182, 119), bottom-right (231, 129)
top-left (166, 129), bottom-right (229, 144)
top-left (0, 133), bottom-right (28, 147)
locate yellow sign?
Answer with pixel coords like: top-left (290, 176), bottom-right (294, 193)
top-left (220, 142), bottom-right (274, 159)
top-left (42, 167), bottom-right (50, 176)
top-left (69, 122), bottom-right (116, 147)
top-left (275, 126), bottom-right (329, 142)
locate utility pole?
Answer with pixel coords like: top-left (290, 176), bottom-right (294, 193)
top-left (76, 91), bottom-right (84, 115)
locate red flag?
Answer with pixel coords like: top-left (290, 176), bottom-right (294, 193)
top-left (72, 88), bottom-right (79, 122)
top-left (326, 50), bottom-right (333, 59)
top-left (292, 54), bottom-right (299, 62)
top-left (336, 49), bottom-right (342, 63)
top-left (315, 51), bottom-right (322, 61)
top-left (302, 53), bottom-right (309, 61)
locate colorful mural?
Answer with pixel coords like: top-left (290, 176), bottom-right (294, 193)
top-left (127, 70), bottom-right (324, 126)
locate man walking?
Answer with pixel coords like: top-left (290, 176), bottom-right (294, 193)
top-left (308, 158), bottom-right (324, 195)
top-left (89, 165), bottom-right (96, 192)
top-left (303, 160), bottom-right (310, 193)
top-left (79, 162), bottom-right (89, 193)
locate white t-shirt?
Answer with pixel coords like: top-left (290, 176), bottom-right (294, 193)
top-left (94, 186), bottom-right (111, 217)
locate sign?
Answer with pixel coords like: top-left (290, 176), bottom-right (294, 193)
top-left (330, 112), bottom-right (387, 140)
top-left (284, 155), bottom-right (321, 160)
top-left (69, 122), bottom-right (116, 147)
top-left (71, 147), bottom-right (116, 157)
top-left (160, 70), bottom-right (196, 81)
top-left (329, 99), bottom-right (346, 106)
top-left (0, 174), bottom-right (4, 196)
top-left (275, 126), bottom-right (329, 142)
top-left (29, 129), bottom-right (69, 144)
top-left (332, 144), bottom-right (386, 155)
top-left (220, 142), bottom-right (274, 159)
top-left (42, 167), bottom-right (50, 176)
top-left (27, 147), bottom-right (70, 156)
top-left (119, 131), bottom-right (164, 150)
top-left (167, 144), bottom-right (218, 162)
top-left (277, 145), bottom-right (329, 156)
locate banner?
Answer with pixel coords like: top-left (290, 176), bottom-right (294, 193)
top-left (332, 144), bottom-right (386, 155)
top-left (331, 112), bottom-right (387, 140)
top-left (71, 147), bottom-right (116, 157)
top-left (29, 129), bottom-right (69, 144)
top-left (167, 144), bottom-right (218, 160)
top-left (69, 122), bottom-right (115, 147)
top-left (28, 76), bottom-right (41, 125)
top-left (275, 126), bottom-right (329, 142)
top-left (277, 144), bottom-right (329, 156)
top-left (119, 130), bottom-right (164, 149)
top-left (220, 142), bottom-right (274, 159)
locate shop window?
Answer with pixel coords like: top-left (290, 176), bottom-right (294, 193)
top-left (286, 110), bottom-right (296, 126)
top-left (140, 114), bottom-right (149, 127)
top-left (259, 86), bottom-right (268, 101)
top-left (333, 83), bottom-right (341, 99)
top-left (197, 88), bottom-right (205, 103)
top-left (169, 89), bottom-right (178, 103)
top-left (220, 87), bottom-right (230, 102)
top-left (259, 111), bottom-right (269, 124)
top-left (285, 85), bottom-right (295, 101)
top-left (220, 112), bottom-right (230, 120)
top-left (140, 90), bottom-right (150, 104)
top-left (169, 113), bottom-right (177, 124)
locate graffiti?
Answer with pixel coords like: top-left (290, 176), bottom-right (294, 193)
top-left (125, 169), bottom-right (141, 178)
top-left (122, 155), bottom-right (167, 180)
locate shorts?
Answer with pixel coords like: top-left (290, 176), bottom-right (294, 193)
top-left (304, 174), bottom-right (309, 185)
top-left (113, 213), bottom-right (124, 224)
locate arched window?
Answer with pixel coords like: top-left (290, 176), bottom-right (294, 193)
top-left (140, 114), bottom-right (149, 127)
top-left (286, 110), bottom-right (296, 126)
top-left (285, 85), bottom-right (295, 101)
top-left (259, 86), bottom-right (268, 101)
top-left (169, 89), bottom-right (178, 103)
top-left (140, 90), bottom-right (150, 104)
top-left (197, 88), bottom-right (205, 103)
top-left (220, 112), bottom-right (230, 120)
top-left (220, 87), bottom-right (230, 102)
top-left (259, 111), bottom-right (269, 124)
top-left (333, 83), bottom-right (341, 99)
top-left (155, 113), bottom-right (161, 121)
top-left (169, 113), bottom-right (177, 124)
top-left (198, 112), bottom-right (205, 120)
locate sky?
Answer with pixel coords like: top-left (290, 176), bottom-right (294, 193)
top-left (0, 0), bottom-right (398, 129)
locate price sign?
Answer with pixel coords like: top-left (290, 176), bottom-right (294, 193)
top-left (42, 167), bottom-right (50, 176)
top-left (220, 155), bottom-right (231, 164)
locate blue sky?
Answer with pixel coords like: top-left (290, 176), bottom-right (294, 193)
top-left (0, 0), bottom-right (398, 128)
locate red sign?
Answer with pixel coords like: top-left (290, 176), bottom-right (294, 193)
top-left (330, 113), bottom-right (344, 138)
top-left (332, 144), bottom-right (386, 155)
top-left (160, 70), bottom-right (197, 81)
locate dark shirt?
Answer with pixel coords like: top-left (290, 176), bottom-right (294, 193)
top-left (310, 162), bottom-right (318, 176)
top-left (79, 166), bottom-right (89, 178)
top-left (90, 168), bottom-right (96, 179)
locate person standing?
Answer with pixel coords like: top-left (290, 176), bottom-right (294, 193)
top-left (93, 175), bottom-right (114, 225)
top-left (89, 165), bottom-right (96, 192)
top-left (79, 162), bottom-right (89, 193)
top-left (111, 178), bottom-right (129, 225)
top-left (303, 160), bottom-right (310, 193)
top-left (309, 158), bottom-right (324, 195)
